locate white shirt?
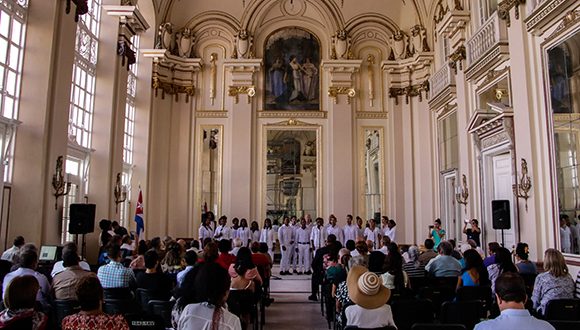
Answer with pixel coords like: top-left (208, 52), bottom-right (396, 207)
top-left (327, 225), bottom-right (344, 244)
top-left (378, 246), bottom-right (389, 255)
top-left (198, 225), bottom-right (214, 242)
top-left (560, 226), bottom-right (572, 253)
top-left (278, 224), bottom-right (294, 247)
top-left (259, 228), bottom-right (274, 249)
top-left (251, 229), bottom-right (261, 243)
top-left (0, 246), bottom-right (20, 264)
top-left (345, 304), bottom-right (396, 328)
top-left (214, 225), bottom-right (231, 241)
top-left (384, 226), bottom-right (396, 243)
top-left (295, 227), bottom-right (311, 244)
top-left (237, 227), bottom-right (251, 245)
top-left (343, 224), bottom-right (358, 243)
top-left (364, 227), bottom-right (381, 248)
top-left (51, 260), bottom-right (91, 277)
top-left (230, 227), bottom-right (240, 239)
top-left (310, 226), bottom-right (326, 249)
top-left (3, 267), bottom-right (51, 308)
top-left (177, 302), bottom-right (242, 330)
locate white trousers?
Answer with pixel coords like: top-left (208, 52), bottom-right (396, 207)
top-left (297, 244), bottom-right (311, 272)
top-left (290, 244), bottom-right (298, 270)
top-left (280, 245), bottom-right (291, 271)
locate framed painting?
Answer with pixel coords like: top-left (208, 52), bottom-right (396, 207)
top-left (264, 27), bottom-right (320, 111)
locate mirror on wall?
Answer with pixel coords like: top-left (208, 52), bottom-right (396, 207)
top-left (546, 28), bottom-right (580, 255)
top-left (200, 126), bottom-right (223, 216)
top-left (265, 129), bottom-right (317, 222)
top-left (360, 128), bottom-right (384, 220)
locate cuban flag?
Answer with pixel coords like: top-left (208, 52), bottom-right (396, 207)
top-left (134, 188), bottom-right (144, 235)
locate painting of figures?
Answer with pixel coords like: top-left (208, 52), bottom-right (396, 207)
top-left (264, 28), bottom-right (320, 110)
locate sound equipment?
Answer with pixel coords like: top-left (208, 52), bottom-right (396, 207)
top-left (492, 200), bottom-right (511, 230)
top-left (69, 204), bottom-right (96, 234)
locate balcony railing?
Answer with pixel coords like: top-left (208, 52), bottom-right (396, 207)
top-left (466, 11), bottom-right (508, 69)
top-left (429, 64), bottom-right (456, 100)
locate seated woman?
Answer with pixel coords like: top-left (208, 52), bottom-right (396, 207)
top-left (62, 276), bottom-right (129, 330)
top-left (173, 262), bottom-right (241, 330)
top-left (0, 275), bottom-right (48, 329)
top-left (402, 245), bottom-right (425, 278)
top-left (345, 265), bottom-right (396, 328)
top-left (382, 243), bottom-right (407, 291)
top-left (136, 250), bottom-right (173, 300)
top-left (515, 242), bottom-right (537, 275)
top-left (532, 248), bottom-right (575, 315)
top-left (129, 240), bottom-right (148, 270)
top-left (327, 249), bottom-right (350, 299)
top-left (487, 247), bottom-right (517, 295)
top-left (457, 249), bottom-right (490, 290)
top-left (160, 241), bottom-right (184, 275)
top-left (228, 247), bottom-right (262, 290)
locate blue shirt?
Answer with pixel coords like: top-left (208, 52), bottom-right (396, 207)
top-left (177, 265), bottom-right (195, 287)
top-left (425, 255), bottom-right (461, 277)
top-left (474, 309), bottom-right (554, 330)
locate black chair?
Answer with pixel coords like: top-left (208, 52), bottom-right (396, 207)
top-left (519, 273), bottom-right (537, 294)
top-left (408, 276), bottom-right (429, 291)
top-left (391, 298), bottom-right (434, 330)
top-left (53, 299), bottom-right (80, 329)
top-left (430, 277), bottom-right (459, 289)
top-left (411, 324), bottom-right (466, 330)
top-left (103, 287), bottom-right (134, 300)
top-left (544, 299), bottom-right (580, 321)
top-left (227, 290), bottom-right (258, 330)
top-left (548, 320), bottom-right (580, 330)
top-left (418, 286), bottom-right (455, 315)
top-left (103, 298), bottom-right (135, 315)
top-left (148, 300), bottom-right (175, 329)
top-left (322, 282), bottom-right (335, 329)
top-left (456, 286), bottom-right (492, 316)
top-left (136, 288), bottom-right (153, 312)
top-left (440, 300), bottom-right (482, 330)
top-left (344, 326), bottom-right (397, 330)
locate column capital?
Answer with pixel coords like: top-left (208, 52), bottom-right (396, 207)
top-left (321, 59), bottom-right (362, 86)
top-left (103, 5), bottom-right (150, 38)
top-left (223, 59), bottom-right (262, 104)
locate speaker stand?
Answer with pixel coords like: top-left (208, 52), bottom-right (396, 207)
top-left (80, 234), bottom-right (87, 260)
top-left (500, 229), bottom-right (505, 247)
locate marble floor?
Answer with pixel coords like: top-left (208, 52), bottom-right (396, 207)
top-left (264, 266), bottom-right (329, 330)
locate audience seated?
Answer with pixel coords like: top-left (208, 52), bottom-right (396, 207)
top-left (176, 250), bottom-right (198, 288)
top-left (418, 239), bottom-right (437, 266)
top-left (487, 247), bottom-right (517, 295)
top-left (2, 247), bottom-right (51, 309)
top-left (483, 242), bottom-right (500, 268)
top-left (52, 247), bottom-right (96, 301)
top-left (348, 241), bottom-right (369, 269)
top-left (514, 243), bottom-right (537, 275)
top-left (425, 241), bottom-right (462, 277)
top-left (96, 244), bottom-right (136, 289)
top-left (474, 272), bottom-right (554, 330)
top-left (112, 221), bottom-right (128, 237)
top-left (50, 242), bottom-right (91, 277)
top-left (0, 236), bottom-right (25, 265)
top-left (403, 245), bottom-right (425, 278)
top-left (150, 237), bottom-right (165, 260)
top-left (129, 240), bottom-right (148, 270)
top-left (382, 243), bottom-right (407, 290)
top-left (309, 234), bottom-right (338, 302)
top-left (229, 247), bottom-right (262, 289)
top-left (0, 275), bottom-right (48, 329)
top-left (576, 270), bottom-right (580, 299)
top-left (378, 236), bottom-right (391, 255)
top-left (202, 241), bottom-right (219, 263)
top-left (160, 241), bottom-right (184, 275)
top-left (216, 239), bottom-right (237, 270)
top-left (136, 250), bottom-right (173, 300)
top-left (232, 238), bottom-right (243, 256)
top-left (172, 262), bottom-right (241, 329)
top-left (531, 249), bottom-right (575, 315)
top-left (61, 276), bottom-right (130, 330)
top-left (250, 242), bottom-right (271, 278)
top-left (457, 249), bottom-right (490, 290)
top-left (344, 265), bottom-right (396, 328)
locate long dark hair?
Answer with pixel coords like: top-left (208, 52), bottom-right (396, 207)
top-left (462, 249), bottom-right (490, 285)
top-left (495, 247), bottom-right (517, 274)
top-left (234, 247), bottom-right (255, 276)
top-left (384, 243), bottom-right (405, 290)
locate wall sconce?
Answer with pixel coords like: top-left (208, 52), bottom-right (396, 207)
top-left (114, 172), bottom-right (127, 213)
top-left (52, 156), bottom-right (71, 210)
top-left (513, 158), bottom-right (532, 211)
top-left (455, 174), bottom-right (469, 212)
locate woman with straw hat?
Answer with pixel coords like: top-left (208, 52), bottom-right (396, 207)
top-left (345, 265), bottom-right (397, 328)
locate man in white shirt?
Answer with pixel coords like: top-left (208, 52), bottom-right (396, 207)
top-left (1, 236), bottom-right (24, 264)
top-left (384, 219), bottom-right (397, 243)
top-left (310, 217), bottom-right (326, 253)
top-left (3, 248), bottom-right (51, 310)
top-left (214, 215), bottom-right (231, 241)
top-left (295, 219), bottom-right (312, 275)
top-left (51, 242), bottom-right (91, 277)
top-left (364, 218), bottom-right (381, 249)
top-left (290, 216), bottom-right (300, 273)
top-left (326, 214), bottom-right (344, 244)
top-left (278, 217), bottom-right (295, 275)
top-left (474, 272), bottom-right (554, 330)
top-left (560, 217), bottom-right (572, 253)
top-left (355, 216), bottom-right (365, 238)
top-left (343, 215), bottom-right (358, 244)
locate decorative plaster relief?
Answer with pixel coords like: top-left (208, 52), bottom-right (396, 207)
top-left (328, 87), bottom-right (356, 104)
top-left (228, 85), bottom-right (255, 104)
top-left (257, 111), bottom-right (327, 119)
top-left (195, 111), bottom-right (228, 118)
top-left (498, 0), bottom-right (526, 27)
top-left (525, 0), bottom-right (574, 34)
top-left (355, 112), bottom-right (388, 119)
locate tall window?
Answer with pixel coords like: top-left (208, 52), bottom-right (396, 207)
top-left (478, 0), bottom-right (498, 25)
top-left (0, 0), bottom-right (28, 183)
top-left (63, 0), bottom-right (101, 243)
top-left (438, 112), bottom-right (459, 172)
top-left (120, 35), bottom-right (139, 226)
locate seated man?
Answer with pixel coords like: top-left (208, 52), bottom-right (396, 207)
top-left (474, 272), bottom-right (554, 330)
top-left (2, 248), bottom-right (51, 309)
top-left (176, 250), bottom-right (198, 288)
top-left (97, 243), bottom-right (136, 289)
top-left (50, 242), bottom-right (91, 277)
top-left (425, 241), bottom-right (462, 277)
top-left (1, 236), bottom-right (24, 264)
top-left (136, 250), bottom-right (173, 300)
top-left (216, 239), bottom-right (236, 270)
top-left (251, 242), bottom-right (271, 278)
top-left (418, 238), bottom-right (438, 266)
top-left (52, 248), bottom-right (96, 300)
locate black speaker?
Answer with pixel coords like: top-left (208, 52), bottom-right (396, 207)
top-left (492, 200), bottom-right (511, 230)
top-left (69, 204), bottom-right (96, 234)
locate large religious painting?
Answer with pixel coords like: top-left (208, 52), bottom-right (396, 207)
top-left (264, 28), bottom-right (320, 110)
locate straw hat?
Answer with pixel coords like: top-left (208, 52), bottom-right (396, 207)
top-left (347, 265), bottom-right (391, 309)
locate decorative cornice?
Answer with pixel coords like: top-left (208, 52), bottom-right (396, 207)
top-left (328, 87), bottom-right (356, 104)
top-left (448, 45), bottom-right (466, 73)
top-left (195, 111), bottom-right (228, 118)
top-left (546, 9), bottom-right (580, 42)
top-left (498, 0), bottom-right (526, 27)
top-left (151, 79), bottom-right (195, 102)
top-left (525, 0), bottom-right (574, 34)
top-left (103, 5), bottom-right (150, 34)
top-left (265, 119), bottom-right (319, 127)
top-left (465, 45), bottom-right (509, 81)
top-left (389, 80), bottom-right (429, 105)
top-left (433, 0), bottom-right (465, 24)
top-left (258, 111), bottom-right (327, 119)
top-left (355, 112), bottom-right (388, 119)
top-left (228, 85), bottom-right (255, 104)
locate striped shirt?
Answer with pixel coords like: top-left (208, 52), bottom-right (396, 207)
top-left (403, 261), bottom-right (425, 278)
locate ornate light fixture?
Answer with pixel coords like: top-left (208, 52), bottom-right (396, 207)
top-left (513, 158), bottom-right (532, 211)
top-left (455, 174), bottom-right (469, 212)
top-left (52, 156), bottom-right (72, 210)
top-left (114, 172), bottom-right (127, 213)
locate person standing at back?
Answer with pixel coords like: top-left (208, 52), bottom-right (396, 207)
top-left (429, 219), bottom-right (445, 250)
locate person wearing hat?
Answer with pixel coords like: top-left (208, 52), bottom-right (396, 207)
top-left (345, 265), bottom-right (397, 328)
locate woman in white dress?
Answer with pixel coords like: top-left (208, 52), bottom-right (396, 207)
top-left (250, 221), bottom-right (261, 244)
top-left (237, 218), bottom-right (252, 247)
top-left (259, 218), bottom-right (275, 260)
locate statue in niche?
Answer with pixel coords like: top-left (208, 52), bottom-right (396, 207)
top-left (176, 28), bottom-right (195, 58)
top-left (388, 30), bottom-right (408, 60)
top-left (410, 25), bottom-right (430, 54)
top-left (157, 22), bottom-right (175, 52)
top-left (303, 141), bottom-right (315, 156)
top-left (234, 29), bottom-right (254, 59)
top-left (332, 29), bottom-right (351, 60)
